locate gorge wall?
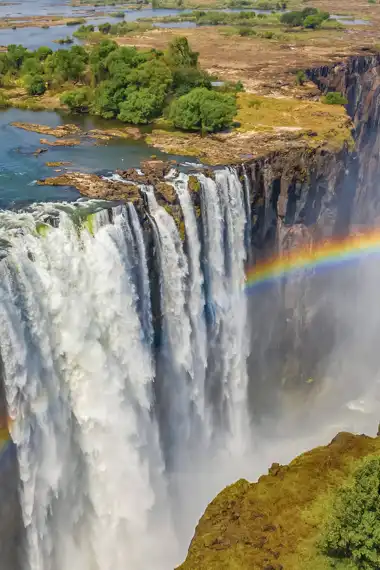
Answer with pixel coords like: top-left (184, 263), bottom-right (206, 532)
top-left (1, 53), bottom-right (380, 570)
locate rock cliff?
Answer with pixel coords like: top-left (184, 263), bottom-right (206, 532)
top-left (177, 432), bottom-right (380, 570)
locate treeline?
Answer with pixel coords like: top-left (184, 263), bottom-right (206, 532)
top-left (0, 39), bottom-right (240, 132)
top-left (280, 7), bottom-right (330, 28)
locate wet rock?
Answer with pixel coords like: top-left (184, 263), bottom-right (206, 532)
top-left (11, 122), bottom-right (81, 138)
top-left (39, 138), bottom-right (81, 147)
top-left (33, 147), bottom-right (48, 155)
top-left (45, 161), bottom-right (72, 167)
top-left (37, 172), bottom-right (141, 204)
top-left (155, 182), bottom-right (176, 204)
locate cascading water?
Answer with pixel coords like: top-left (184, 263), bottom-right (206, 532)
top-left (0, 169), bottom-right (251, 570)
top-left (2, 165), bottom-right (380, 570)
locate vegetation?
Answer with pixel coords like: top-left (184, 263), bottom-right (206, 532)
top-left (322, 92), bottom-right (348, 105)
top-left (178, 433), bottom-right (380, 570)
top-left (321, 456), bottom-right (380, 569)
top-left (73, 24), bottom-right (95, 38)
top-left (295, 69), bottom-right (307, 85)
top-left (66, 18), bottom-right (86, 25)
top-left (0, 38), bottom-right (237, 132)
top-left (56, 36), bottom-right (74, 45)
top-left (280, 7), bottom-right (330, 29)
top-left (169, 87), bottom-right (237, 132)
top-left (25, 75), bottom-right (46, 95)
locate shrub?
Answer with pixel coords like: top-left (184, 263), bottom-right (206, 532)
top-left (238, 26), bottom-right (256, 36)
top-left (99, 22), bottom-right (112, 34)
top-left (169, 87), bottom-right (237, 133)
top-left (321, 456), bottom-right (380, 568)
top-left (0, 92), bottom-right (10, 108)
top-left (110, 11), bottom-right (125, 17)
top-left (303, 14), bottom-right (323, 28)
top-left (280, 10), bottom-right (304, 26)
top-left (295, 70), bottom-right (307, 85)
top-left (322, 91), bottom-right (348, 105)
top-left (61, 87), bottom-right (92, 113)
top-left (66, 18), bottom-right (85, 26)
top-left (25, 74), bottom-right (46, 96)
top-left (167, 36), bottom-right (198, 68)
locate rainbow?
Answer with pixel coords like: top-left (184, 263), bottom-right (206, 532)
top-left (245, 229), bottom-right (380, 292)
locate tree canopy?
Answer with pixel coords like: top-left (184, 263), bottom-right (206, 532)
top-left (321, 456), bottom-right (380, 569)
top-left (0, 37), bottom-right (239, 133)
top-left (169, 88), bottom-right (237, 133)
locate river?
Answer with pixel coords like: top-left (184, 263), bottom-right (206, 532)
top-left (0, 108), bottom-right (184, 208)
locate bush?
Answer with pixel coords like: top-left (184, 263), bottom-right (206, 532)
top-left (66, 18), bottom-right (85, 26)
top-left (25, 74), bottom-right (46, 96)
top-left (295, 70), bottom-right (307, 85)
top-left (110, 10), bottom-right (125, 17)
top-left (238, 26), bottom-right (256, 36)
top-left (303, 14), bottom-right (323, 28)
top-left (323, 91), bottom-right (348, 105)
top-left (99, 22), bottom-right (112, 34)
top-left (61, 87), bottom-right (92, 112)
top-left (0, 92), bottom-right (10, 108)
top-left (280, 10), bottom-right (304, 26)
top-left (169, 87), bottom-right (237, 133)
top-left (321, 456), bottom-right (380, 568)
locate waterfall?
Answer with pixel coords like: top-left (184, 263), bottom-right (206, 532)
top-left (0, 168), bottom-right (250, 570)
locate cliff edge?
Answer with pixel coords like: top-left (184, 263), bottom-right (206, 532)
top-left (178, 432), bottom-right (380, 570)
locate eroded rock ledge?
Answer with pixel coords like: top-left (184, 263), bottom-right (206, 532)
top-left (178, 432), bottom-right (380, 570)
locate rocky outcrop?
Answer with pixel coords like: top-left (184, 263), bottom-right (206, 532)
top-left (178, 432), bottom-right (380, 570)
top-left (307, 54), bottom-right (380, 225)
top-left (11, 122), bottom-right (81, 137)
top-left (38, 172), bottom-right (141, 203)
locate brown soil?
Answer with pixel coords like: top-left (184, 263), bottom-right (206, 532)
top-left (117, 27), bottom-right (379, 95)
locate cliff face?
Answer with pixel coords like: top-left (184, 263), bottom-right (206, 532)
top-left (177, 432), bottom-right (380, 570)
top-left (307, 54), bottom-right (380, 225)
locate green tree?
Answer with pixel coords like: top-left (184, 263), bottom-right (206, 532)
top-left (280, 10), bottom-right (304, 26)
top-left (118, 87), bottom-right (165, 123)
top-left (167, 37), bottom-right (198, 68)
top-left (6, 44), bottom-right (28, 70)
top-left (99, 22), bottom-right (112, 34)
top-left (35, 46), bottom-right (53, 61)
top-left (25, 74), bottom-right (46, 96)
top-left (169, 87), bottom-right (237, 133)
top-left (303, 14), bottom-right (323, 28)
top-left (90, 39), bottom-right (118, 83)
top-left (61, 87), bottom-right (92, 112)
top-left (21, 56), bottom-right (43, 76)
top-left (45, 48), bottom-right (86, 84)
top-left (321, 456), bottom-right (380, 568)
top-left (90, 80), bottom-right (125, 118)
top-left (172, 67), bottom-right (211, 96)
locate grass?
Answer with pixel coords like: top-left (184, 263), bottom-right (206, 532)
top-left (236, 92), bottom-right (353, 149)
top-left (178, 433), bottom-right (380, 570)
